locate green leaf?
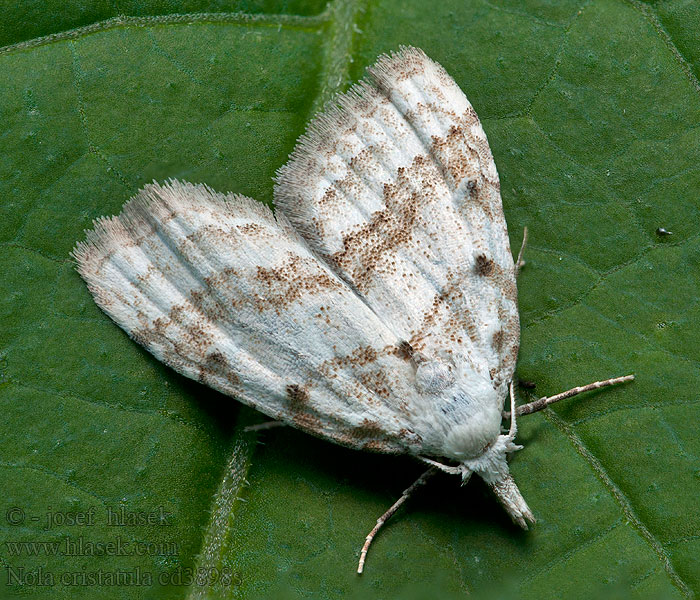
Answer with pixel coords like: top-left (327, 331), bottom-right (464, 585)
top-left (1, 0), bottom-right (698, 598)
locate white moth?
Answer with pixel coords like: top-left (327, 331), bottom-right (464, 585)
top-left (72, 46), bottom-right (633, 573)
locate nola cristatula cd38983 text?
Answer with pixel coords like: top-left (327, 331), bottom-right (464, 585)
top-left (72, 46), bottom-right (634, 573)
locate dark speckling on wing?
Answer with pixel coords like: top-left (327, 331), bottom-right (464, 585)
top-left (275, 46), bottom-right (519, 401)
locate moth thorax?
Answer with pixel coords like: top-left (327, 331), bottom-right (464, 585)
top-left (414, 358), bottom-right (455, 394)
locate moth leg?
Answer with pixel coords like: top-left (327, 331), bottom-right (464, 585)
top-left (503, 374), bottom-right (635, 419)
top-left (243, 421), bottom-right (287, 432)
top-left (515, 226), bottom-right (528, 277)
top-left (357, 467), bottom-right (437, 574)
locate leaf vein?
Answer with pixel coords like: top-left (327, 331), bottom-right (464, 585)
top-left (543, 409), bottom-right (692, 597)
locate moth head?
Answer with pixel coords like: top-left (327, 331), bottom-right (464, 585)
top-left (421, 382), bottom-right (536, 529)
top-left (476, 381), bottom-right (536, 528)
top-left (465, 433), bottom-right (522, 483)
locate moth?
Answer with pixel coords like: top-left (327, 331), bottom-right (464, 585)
top-left (73, 46), bottom-right (633, 573)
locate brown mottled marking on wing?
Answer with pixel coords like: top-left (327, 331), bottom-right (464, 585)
top-left (330, 153), bottom-right (444, 293)
top-left (254, 255), bottom-right (344, 312)
top-left (129, 326), bottom-right (152, 349)
top-left (430, 124), bottom-right (480, 185)
top-left (488, 260), bottom-right (517, 303)
top-left (323, 110), bottom-right (503, 295)
top-left (130, 299), bottom-right (216, 361)
top-left (471, 134), bottom-right (497, 171)
top-left (371, 49), bottom-right (459, 95)
top-left (350, 419), bottom-right (392, 452)
top-left (357, 369), bottom-right (392, 400)
top-left (398, 428), bottom-right (419, 443)
top-left (319, 345), bottom-right (379, 375)
top-left (201, 266), bottom-right (239, 289)
top-left (353, 419), bottom-right (385, 438)
top-left (319, 187), bottom-right (339, 208)
top-left (198, 351), bottom-right (241, 387)
top-left (237, 222), bottom-right (267, 235)
top-left (492, 329), bottom-right (505, 354)
top-left (404, 100), bottom-right (494, 182)
top-left (397, 340), bottom-right (415, 360)
top-left (286, 383), bottom-right (310, 408)
top-left (188, 289), bottom-right (227, 323)
top-left (475, 253), bottom-right (495, 277)
top-left (285, 384), bottom-right (324, 431)
top-left (185, 224), bottom-right (235, 247)
top-left (328, 425), bottom-right (394, 453)
top-left (315, 343), bottom-right (414, 415)
top-left (413, 268), bottom-right (479, 350)
top-left (423, 112), bottom-right (498, 219)
top-left (494, 304), bottom-right (520, 388)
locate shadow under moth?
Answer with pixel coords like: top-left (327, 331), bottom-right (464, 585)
top-left (73, 46), bottom-right (633, 573)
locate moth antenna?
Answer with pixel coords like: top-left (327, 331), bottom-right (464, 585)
top-left (503, 374), bottom-right (635, 419)
top-left (357, 467), bottom-right (437, 574)
top-left (507, 381), bottom-right (517, 441)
